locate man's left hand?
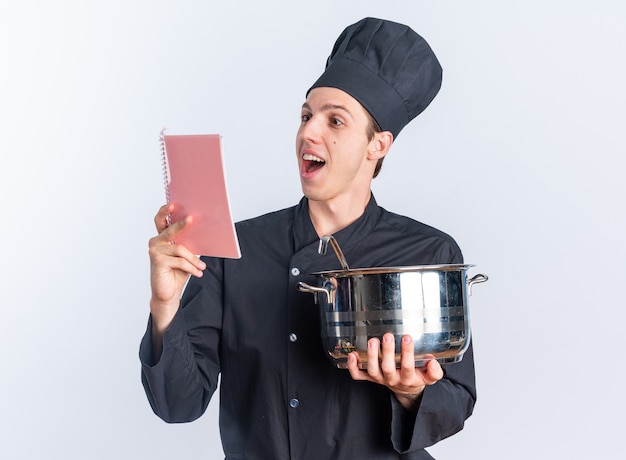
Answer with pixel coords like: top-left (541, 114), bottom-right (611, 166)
top-left (346, 333), bottom-right (444, 411)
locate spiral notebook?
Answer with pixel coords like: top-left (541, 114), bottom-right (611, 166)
top-left (160, 129), bottom-right (241, 258)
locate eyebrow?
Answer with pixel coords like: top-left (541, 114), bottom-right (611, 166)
top-left (301, 102), bottom-right (353, 118)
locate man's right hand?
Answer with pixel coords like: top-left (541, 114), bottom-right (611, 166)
top-left (148, 203), bottom-right (206, 356)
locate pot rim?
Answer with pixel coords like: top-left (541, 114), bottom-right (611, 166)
top-left (311, 263), bottom-right (476, 277)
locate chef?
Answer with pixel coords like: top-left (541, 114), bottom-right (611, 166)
top-left (140, 17), bottom-right (476, 459)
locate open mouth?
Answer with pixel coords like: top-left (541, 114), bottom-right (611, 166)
top-left (303, 153), bottom-right (325, 173)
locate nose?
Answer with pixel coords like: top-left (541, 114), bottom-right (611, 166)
top-left (298, 114), bottom-right (322, 144)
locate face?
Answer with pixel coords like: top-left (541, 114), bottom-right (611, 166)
top-left (296, 87), bottom-right (384, 204)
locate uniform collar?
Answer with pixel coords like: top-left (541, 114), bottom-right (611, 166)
top-left (292, 194), bottom-right (382, 268)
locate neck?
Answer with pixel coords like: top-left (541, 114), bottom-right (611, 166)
top-left (308, 190), bottom-right (372, 237)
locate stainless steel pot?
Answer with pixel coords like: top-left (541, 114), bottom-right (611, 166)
top-left (298, 236), bottom-right (488, 369)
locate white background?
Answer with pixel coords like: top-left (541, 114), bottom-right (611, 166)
top-left (1, 1), bottom-right (624, 458)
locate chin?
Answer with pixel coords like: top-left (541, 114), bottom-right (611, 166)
top-left (301, 187), bottom-right (323, 202)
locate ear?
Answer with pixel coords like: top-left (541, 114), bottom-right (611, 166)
top-left (367, 131), bottom-right (393, 160)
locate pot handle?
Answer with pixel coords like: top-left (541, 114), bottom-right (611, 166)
top-left (298, 281), bottom-right (332, 304)
top-left (467, 273), bottom-right (488, 296)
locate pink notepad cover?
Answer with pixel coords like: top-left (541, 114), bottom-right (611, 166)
top-left (161, 132), bottom-right (241, 258)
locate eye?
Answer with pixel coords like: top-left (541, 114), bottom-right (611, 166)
top-left (330, 117), bottom-right (343, 126)
top-left (301, 113), bottom-right (311, 123)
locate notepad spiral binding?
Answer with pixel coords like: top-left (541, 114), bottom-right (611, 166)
top-left (159, 128), bottom-right (172, 225)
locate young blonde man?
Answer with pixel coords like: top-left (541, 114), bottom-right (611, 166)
top-left (141, 17), bottom-right (475, 459)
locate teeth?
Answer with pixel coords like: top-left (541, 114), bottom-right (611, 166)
top-left (303, 153), bottom-right (325, 162)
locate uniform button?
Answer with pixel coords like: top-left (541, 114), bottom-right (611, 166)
top-left (289, 333), bottom-right (298, 342)
top-left (291, 267), bottom-right (300, 276)
top-left (289, 398), bottom-right (300, 408)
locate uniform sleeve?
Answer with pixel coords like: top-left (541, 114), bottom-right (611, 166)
top-left (389, 341), bottom-right (477, 453)
top-left (139, 259), bottom-right (223, 423)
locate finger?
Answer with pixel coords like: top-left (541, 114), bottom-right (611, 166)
top-left (366, 337), bottom-right (382, 379)
top-left (170, 243), bottom-right (206, 270)
top-left (170, 252), bottom-right (206, 278)
top-left (149, 238), bottom-right (206, 276)
top-left (152, 251), bottom-right (203, 279)
top-left (154, 203), bottom-right (174, 233)
top-left (346, 352), bottom-right (367, 381)
top-left (380, 333), bottom-right (398, 376)
top-left (173, 247), bottom-right (206, 276)
top-left (153, 257), bottom-right (204, 280)
top-left (423, 358), bottom-right (444, 385)
top-left (152, 215), bottom-right (194, 246)
top-left (163, 215), bottom-right (191, 243)
top-left (399, 335), bottom-right (417, 379)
